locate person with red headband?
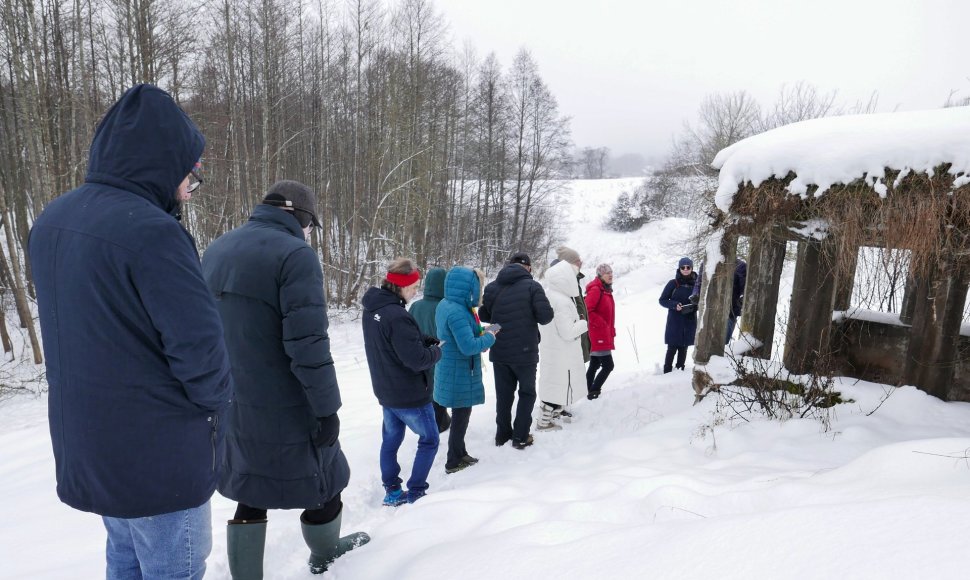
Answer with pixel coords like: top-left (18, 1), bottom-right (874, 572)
top-left (362, 258), bottom-right (444, 506)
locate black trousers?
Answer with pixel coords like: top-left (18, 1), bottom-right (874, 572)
top-left (663, 346), bottom-right (688, 373)
top-left (234, 493), bottom-right (342, 525)
top-left (586, 354), bottom-right (615, 393)
top-left (446, 407), bottom-right (472, 469)
top-left (493, 362), bottom-right (538, 442)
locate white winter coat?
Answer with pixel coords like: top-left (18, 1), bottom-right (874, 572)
top-left (538, 260), bottom-right (589, 406)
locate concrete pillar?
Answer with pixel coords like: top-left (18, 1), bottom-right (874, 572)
top-left (692, 231), bottom-right (737, 400)
top-left (783, 238), bottom-right (839, 374)
top-left (903, 259), bottom-right (970, 400)
top-left (899, 272), bottom-right (918, 325)
top-left (833, 246), bottom-right (859, 312)
top-left (741, 229), bottom-right (787, 359)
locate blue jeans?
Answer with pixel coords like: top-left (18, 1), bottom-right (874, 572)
top-left (381, 404), bottom-right (440, 494)
top-left (726, 315), bottom-right (738, 345)
top-left (102, 501), bottom-right (212, 580)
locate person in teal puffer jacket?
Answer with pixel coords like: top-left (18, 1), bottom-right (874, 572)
top-left (408, 266), bottom-right (452, 432)
top-left (434, 267), bottom-right (499, 474)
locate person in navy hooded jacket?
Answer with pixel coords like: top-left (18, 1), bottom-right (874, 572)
top-left (28, 84), bottom-right (233, 579)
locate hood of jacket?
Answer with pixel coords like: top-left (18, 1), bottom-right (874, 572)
top-left (362, 286), bottom-right (405, 311)
top-left (494, 263), bottom-right (533, 287)
top-left (85, 84), bottom-right (205, 216)
top-left (444, 267), bottom-right (481, 309)
top-left (422, 267), bottom-right (447, 300)
top-left (545, 260), bottom-right (579, 297)
top-left (248, 204), bottom-right (306, 240)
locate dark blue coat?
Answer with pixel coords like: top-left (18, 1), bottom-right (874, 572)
top-left (362, 287), bottom-right (442, 408)
top-left (28, 84), bottom-right (233, 518)
top-left (731, 259), bottom-right (748, 318)
top-left (659, 271), bottom-right (699, 347)
top-left (478, 264), bottom-right (554, 364)
top-left (202, 204), bottom-right (348, 509)
top-left (434, 268), bottom-right (496, 408)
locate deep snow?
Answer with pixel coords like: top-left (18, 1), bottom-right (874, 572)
top-left (2, 177), bottom-right (970, 580)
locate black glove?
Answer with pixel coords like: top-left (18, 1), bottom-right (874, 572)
top-left (313, 414), bottom-right (340, 447)
top-left (423, 335), bottom-right (441, 347)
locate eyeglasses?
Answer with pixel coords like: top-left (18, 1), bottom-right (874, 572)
top-left (680, 265), bottom-right (692, 271)
top-left (186, 170), bottom-right (203, 194)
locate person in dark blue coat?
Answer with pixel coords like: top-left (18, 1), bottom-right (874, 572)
top-left (479, 253), bottom-right (554, 449)
top-left (28, 84), bottom-right (233, 579)
top-left (659, 257), bottom-right (699, 373)
top-left (408, 266), bottom-right (452, 432)
top-left (202, 181), bottom-right (368, 577)
top-left (362, 258), bottom-right (444, 506)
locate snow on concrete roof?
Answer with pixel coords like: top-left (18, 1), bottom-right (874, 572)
top-left (712, 106), bottom-right (970, 213)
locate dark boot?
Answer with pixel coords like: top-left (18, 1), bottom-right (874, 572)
top-left (227, 519), bottom-right (267, 580)
top-left (301, 509), bottom-right (371, 574)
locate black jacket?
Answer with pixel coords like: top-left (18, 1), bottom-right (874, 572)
top-left (28, 84), bottom-right (233, 518)
top-left (362, 287), bottom-right (442, 408)
top-left (479, 264), bottom-right (554, 364)
top-left (202, 204), bottom-right (348, 509)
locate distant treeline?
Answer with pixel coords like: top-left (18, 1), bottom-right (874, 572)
top-left (0, 0), bottom-right (572, 359)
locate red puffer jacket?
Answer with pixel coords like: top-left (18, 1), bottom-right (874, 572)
top-left (584, 276), bottom-right (616, 351)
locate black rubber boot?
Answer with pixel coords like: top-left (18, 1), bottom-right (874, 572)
top-left (227, 519), bottom-right (267, 580)
top-left (301, 509), bottom-right (371, 574)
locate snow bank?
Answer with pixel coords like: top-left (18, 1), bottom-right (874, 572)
top-left (713, 106), bottom-right (970, 213)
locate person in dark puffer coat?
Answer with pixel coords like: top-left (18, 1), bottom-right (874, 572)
top-left (28, 84), bottom-right (233, 580)
top-left (659, 257), bottom-right (699, 373)
top-left (434, 267), bottom-right (498, 472)
top-left (479, 253), bottom-right (554, 450)
top-left (408, 266), bottom-right (452, 432)
top-left (202, 181), bottom-right (368, 577)
top-left (362, 258), bottom-right (443, 506)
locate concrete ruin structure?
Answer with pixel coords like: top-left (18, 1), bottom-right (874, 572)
top-left (693, 106), bottom-right (970, 402)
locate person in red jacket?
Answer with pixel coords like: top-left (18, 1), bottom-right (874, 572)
top-left (584, 263), bottom-right (616, 399)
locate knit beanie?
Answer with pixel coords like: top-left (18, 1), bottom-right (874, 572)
top-left (596, 263), bottom-right (612, 276)
top-left (557, 246), bottom-right (581, 266)
top-left (678, 257), bottom-right (694, 269)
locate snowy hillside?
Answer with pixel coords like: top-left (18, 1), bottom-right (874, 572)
top-left (3, 178), bottom-right (970, 579)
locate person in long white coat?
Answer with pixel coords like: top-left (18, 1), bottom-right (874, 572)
top-left (537, 260), bottom-right (589, 430)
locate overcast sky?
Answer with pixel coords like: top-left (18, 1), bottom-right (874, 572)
top-left (436, 0), bottom-right (970, 162)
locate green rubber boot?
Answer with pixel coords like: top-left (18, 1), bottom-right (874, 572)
top-left (300, 509), bottom-right (371, 574)
top-left (226, 519), bottom-right (267, 580)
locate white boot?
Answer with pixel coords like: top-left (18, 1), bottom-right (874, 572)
top-left (536, 403), bottom-right (562, 431)
top-left (552, 407), bottom-right (573, 424)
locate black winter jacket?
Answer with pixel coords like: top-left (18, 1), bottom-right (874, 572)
top-left (362, 287), bottom-right (443, 408)
top-left (28, 84), bottom-right (233, 518)
top-left (202, 204), bottom-right (348, 509)
top-left (479, 264), bottom-right (554, 364)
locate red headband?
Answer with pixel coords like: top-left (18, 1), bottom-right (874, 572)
top-left (386, 269), bottom-right (420, 288)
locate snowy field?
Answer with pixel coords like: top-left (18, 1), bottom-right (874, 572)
top-left (2, 178), bottom-right (970, 579)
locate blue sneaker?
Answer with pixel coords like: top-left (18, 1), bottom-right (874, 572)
top-left (407, 489), bottom-right (426, 504)
top-left (382, 488), bottom-right (407, 507)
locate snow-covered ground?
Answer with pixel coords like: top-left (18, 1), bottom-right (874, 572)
top-left (3, 178), bottom-right (970, 579)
